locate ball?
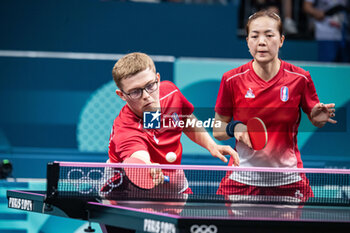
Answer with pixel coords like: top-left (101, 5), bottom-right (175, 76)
top-left (166, 152), bottom-right (177, 163)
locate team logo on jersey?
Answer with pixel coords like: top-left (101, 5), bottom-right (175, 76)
top-left (143, 110), bottom-right (161, 129)
top-left (245, 88), bottom-right (255, 98)
top-left (280, 86), bottom-right (289, 102)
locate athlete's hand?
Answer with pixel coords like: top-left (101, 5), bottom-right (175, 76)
top-left (233, 123), bottom-right (252, 149)
top-left (150, 163), bottom-right (166, 186)
top-left (208, 144), bottom-right (240, 166)
top-left (310, 103), bottom-right (337, 128)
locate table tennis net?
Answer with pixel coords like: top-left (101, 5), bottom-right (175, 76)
top-left (48, 162), bottom-right (350, 206)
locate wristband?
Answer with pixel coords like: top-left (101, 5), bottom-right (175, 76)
top-left (226, 120), bottom-right (243, 137)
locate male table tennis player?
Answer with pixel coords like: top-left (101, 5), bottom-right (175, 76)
top-left (212, 10), bottom-right (337, 201)
top-left (107, 52), bottom-right (239, 192)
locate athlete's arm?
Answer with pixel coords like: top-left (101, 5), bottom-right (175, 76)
top-left (129, 150), bottom-right (165, 185)
top-left (183, 114), bottom-right (239, 166)
top-left (213, 113), bottom-right (232, 141)
top-left (213, 113), bottom-right (252, 149)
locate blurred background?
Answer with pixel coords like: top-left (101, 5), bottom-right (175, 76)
top-left (1, 0), bottom-right (349, 232)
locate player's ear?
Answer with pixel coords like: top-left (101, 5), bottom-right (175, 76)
top-left (116, 89), bottom-right (126, 101)
top-left (279, 34), bottom-right (285, 48)
top-left (156, 72), bottom-right (160, 82)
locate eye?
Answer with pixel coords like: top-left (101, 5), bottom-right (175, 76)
top-left (129, 89), bottom-right (142, 97)
top-left (145, 81), bottom-right (158, 93)
top-left (146, 82), bottom-right (154, 89)
top-left (146, 82), bottom-right (156, 90)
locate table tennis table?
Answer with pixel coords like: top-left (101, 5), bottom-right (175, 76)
top-left (7, 189), bottom-right (350, 233)
top-left (6, 162), bottom-right (350, 233)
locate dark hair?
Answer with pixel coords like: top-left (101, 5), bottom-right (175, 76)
top-left (246, 10), bottom-right (283, 36)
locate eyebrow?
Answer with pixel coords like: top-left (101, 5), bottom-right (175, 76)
top-left (127, 79), bottom-right (155, 92)
top-left (251, 29), bottom-right (274, 34)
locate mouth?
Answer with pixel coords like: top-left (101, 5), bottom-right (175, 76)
top-left (143, 102), bottom-right (154, 108)
top-left (257, 51), bottom-right (269, 57)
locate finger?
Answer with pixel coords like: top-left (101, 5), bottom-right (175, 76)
top-left (150, 168), bottom-right (162, 185)
top-left (316, 102), bottom-right (324, 109)
top-left (153, 172), bottom-right (163, 185)
top-left (324, 103), bottom-right (335, 109)
top-left (328, 118), bottom-right (337, 124)
top-left (215, 151), bottom-right (228, 163)
top-left (224, 146), bottom-right (240, 166)
top-left (244, 133), bottom-right (252, 148)
top-left (158, 172), bottom-right (165, 184)
top-left (232, 151), bottom-right (240, 167)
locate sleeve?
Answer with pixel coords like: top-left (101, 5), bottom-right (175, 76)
top-left (301, 72), bottom-right (320, 115)
top-left (215, 74), bottom-right (234, 116)
top-left (108, 127), bottom-right (148, 163)
top-left (166, 81), bottom-right (194, 116)
top-left (178, 89), bottom-right (194, 116)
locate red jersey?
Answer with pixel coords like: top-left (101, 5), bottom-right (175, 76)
top-left (108, 81), bottom-right (194, 164)
top-left (215, 60), bottom-right (319, 175)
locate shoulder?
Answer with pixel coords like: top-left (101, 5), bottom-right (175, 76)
top-left (282, 61), bottom-right (312, 82)
top-left (160, 80), bottom-right (178, 91)
top-left (222, 62), bottom-right (251, 82)
top-left (159, 81), bottom-right (181, 99)
top-left (112, 117), bottom-right (145, 144)
top-left (114, 106), bottom-right (143, 132)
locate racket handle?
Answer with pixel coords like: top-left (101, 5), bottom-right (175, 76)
top-left (164, 175), bottom-right (170, 183)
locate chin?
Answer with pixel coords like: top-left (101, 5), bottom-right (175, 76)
top-left (143, 105), bottom-right (159, 113)
top-left (256, 57), bottom-right (272, 63)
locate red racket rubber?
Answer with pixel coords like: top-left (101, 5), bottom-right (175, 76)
top-left (247, 117), bottom-right (268, 151)
top-left (123, 157), bottom-right (156, 190)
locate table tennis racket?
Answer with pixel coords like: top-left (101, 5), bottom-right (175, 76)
top-left (247, 117), bottom-right (268, 151)
top-left (123, 157), bottom-right (169, 190)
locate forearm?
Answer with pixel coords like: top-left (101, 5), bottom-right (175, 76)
top-left (130, 150), bottom-right (152, 164)
top-left (183, 115), bottom-right (217, 152)
top-left (213, 113), bottom-right (232, 141)
top-left (213, 121), bottom-right (231, 141)
top-left (184, 114), bottom-right (240, 165)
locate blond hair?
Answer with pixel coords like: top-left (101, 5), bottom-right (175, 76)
top-left (112, 52), bottom-right (156, 89)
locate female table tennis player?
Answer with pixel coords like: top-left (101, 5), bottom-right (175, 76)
top-left (213, 10), bottom-right (337, 200)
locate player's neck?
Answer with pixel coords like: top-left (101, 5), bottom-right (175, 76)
top-left (252, 59), bottom-right (281, 82)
